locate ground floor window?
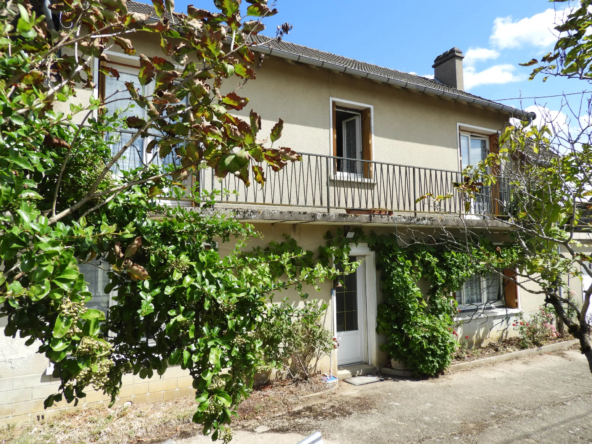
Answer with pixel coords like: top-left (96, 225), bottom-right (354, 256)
top-left (79, 260), bottom-right (113, 317)
top-left (456, 273), bottom-right (502, 307)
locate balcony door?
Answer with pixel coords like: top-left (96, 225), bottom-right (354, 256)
top-left (336, 258), bottom-right (367, 366)
top-left (332, 101), bottom-right (373, 179)
top-left (460, 133), bottom-right (491, 215)
top-left (340, 114), bottom-right (363, 176)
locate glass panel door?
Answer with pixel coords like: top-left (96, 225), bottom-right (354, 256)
top-left (335, 257), bottom-right (366, 365)
top-left (341, 115), bottom-right (362, 176)
top-left (460, 135), bottom-right (470, 169)
top-left (336, 265), bottom-right (358, 332)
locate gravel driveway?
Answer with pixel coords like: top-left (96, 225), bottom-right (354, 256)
top-left (180, 349), bottom-right (592, 444)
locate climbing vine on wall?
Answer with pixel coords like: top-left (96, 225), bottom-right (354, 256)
top-left (326, 230), bottom-right (520, 376)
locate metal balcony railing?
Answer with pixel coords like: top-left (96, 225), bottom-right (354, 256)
top-left (199, 154), bottom-right (511, 217)
top-left (105, 130), bottom-right (509, 217)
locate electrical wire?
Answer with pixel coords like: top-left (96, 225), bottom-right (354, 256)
top-left (494, 91), bottom-right (591, 101)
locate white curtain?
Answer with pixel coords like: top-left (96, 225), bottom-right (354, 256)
top-left (79, 260), bottom-right (112, 317)
top-left (104, 71), bottom-right (148, 173)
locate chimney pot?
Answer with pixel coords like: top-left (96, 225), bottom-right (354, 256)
top-left (433, 47), bottom-right (465, 91)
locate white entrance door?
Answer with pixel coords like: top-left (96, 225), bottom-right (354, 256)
top-left (336, 258), bottom-right (366, 366)
top-left (583, 263), bottom-right (592, 325)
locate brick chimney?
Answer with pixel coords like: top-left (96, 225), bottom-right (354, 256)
top-left (433, 48), bottom-right (465, 91)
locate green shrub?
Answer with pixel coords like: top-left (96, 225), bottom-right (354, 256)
top-left (257, 299), bottom-right (334, 380)
top-left (513, 306), bottom-right (559, 348)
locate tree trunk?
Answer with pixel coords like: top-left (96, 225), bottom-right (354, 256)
top-left (579, 332), bottom-right (592, 373)
top-left (550, 281), bottom-right (565, 335)
top-left (545, 293), bottom-right (592, 372)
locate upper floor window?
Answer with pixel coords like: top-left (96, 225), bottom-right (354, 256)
top-left (100, 61), bottom-right (178, 174)
top-left (332, 100), bottom-right (372, 178)
top-left (460, 133), bottom-right (489, 169)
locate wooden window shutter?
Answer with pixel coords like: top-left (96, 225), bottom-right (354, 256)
top-left (489, 133), bottom-right (501, 215)
top-left (362, 108), bottom-right (372, 178)
top-left (503, 268), bottom-right (519, 308)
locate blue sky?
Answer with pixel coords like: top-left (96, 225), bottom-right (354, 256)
top-left (178, 0), bottom-right (584, 120)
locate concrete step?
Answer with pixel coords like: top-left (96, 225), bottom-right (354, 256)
top-left (337, 363), bottom-right (378, 380)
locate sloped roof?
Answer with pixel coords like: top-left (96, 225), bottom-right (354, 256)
top-left (126, 1), bottom-right (534, 120)
top-left (250, 36), bottom-right (475, 100)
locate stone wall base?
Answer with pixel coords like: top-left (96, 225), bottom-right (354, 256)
top-left (0, 366), bottom-right (193, 427)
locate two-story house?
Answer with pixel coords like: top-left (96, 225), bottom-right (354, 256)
top-left (1, 0), bottom-right (587, 425)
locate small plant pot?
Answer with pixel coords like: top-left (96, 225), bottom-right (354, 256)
top-left (346, 208), bottom-right (393, 216)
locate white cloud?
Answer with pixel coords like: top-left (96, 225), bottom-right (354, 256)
top-left (464, 64), bottom-right (525, 90)
top-left (490, 8), bottom-right (567, 50)
top-left (524, 105), bottom-right (569, 129)
top-left (464, 47), bottom-right (500, 67)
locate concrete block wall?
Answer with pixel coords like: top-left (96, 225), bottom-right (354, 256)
top-left (0, 366), bottom-right (194, 427)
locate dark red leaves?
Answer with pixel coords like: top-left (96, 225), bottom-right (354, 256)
top-left (43, 135), bottom-right (70, 150)
top-left (187, 5), bottom-right (212, 20)
top-left (100, 65), bottom-right (120, 80)
top-left (126, 116), bottom-right (147, 129)
top-left (221, 92), bottom-right (249, 110)
top-left (252, 165), bottom-right (265, 185)
top-left (139, 55), bottom-right (155, 85)
top-left (152, 0), bottom-right (165, 18)
top-left (270, 119), bottom-right (284, 143)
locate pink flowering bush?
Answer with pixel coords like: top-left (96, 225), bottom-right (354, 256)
top-left (512, 306), bottom-right (558, 348)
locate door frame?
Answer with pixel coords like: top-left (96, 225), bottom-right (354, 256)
top-left (329, 97), bottom-right (374, 159)
top-left (333, 243), bottom-right (378, 366)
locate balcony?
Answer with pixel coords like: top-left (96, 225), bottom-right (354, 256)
top-left (107, 130), bottom-right (509, 220)
top-left (198, 153), bottom-right (510, 218)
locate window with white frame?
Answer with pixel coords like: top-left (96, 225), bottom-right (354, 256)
top-left (102, 63), bottom-right (178, 174)
top-left (335, 108), bottom-right (363, 175)
top-left (460, 133), bottom-right (489, 169)
top-left (456, 273), bottom-right (503, 308)
top-left (332, 101), bottom-right (373, 179)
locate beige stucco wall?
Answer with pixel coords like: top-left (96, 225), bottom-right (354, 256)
top-left (93, 32), bottom-right (510, 173)
top-left (232, 56), bottom-right (509, 171)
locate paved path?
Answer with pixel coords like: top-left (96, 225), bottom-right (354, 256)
top-left (180, 349), bottom-right (592, 444)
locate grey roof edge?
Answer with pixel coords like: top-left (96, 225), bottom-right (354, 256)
top-left (124, 1), bottom-right (534, 121)
top-left (253, 44), bottom-right (535, 121)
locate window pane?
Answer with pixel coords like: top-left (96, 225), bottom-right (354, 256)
top-left (79, 261), bottom-right (111, 317)
top-left (470, 138), bottom-right (488, 166)
top-left (345, 119), bottom-right (357, 159)
top-left (104, 72), bottom-right (147, 173)
top-left (344, 118), bottom-right (358, 174)
top-left (104, 72), bottom-right (144, 119)
top-left (484, 273), bottom-right (501, 303)
top-left (336, 257), bottom-right (358, 332)
top-left (109, 131), bottom-right (145, 174)
top-left (464, 275), bottom-right (482, 305)
top-left (460, 135), bottom-right (469, 168)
